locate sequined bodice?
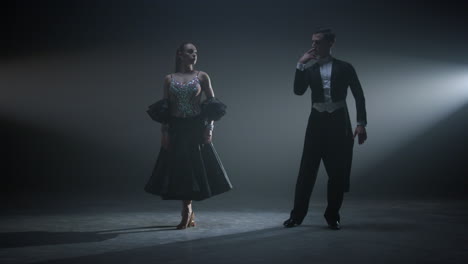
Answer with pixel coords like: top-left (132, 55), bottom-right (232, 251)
top-left (168, 75), bottom-right (202, 118)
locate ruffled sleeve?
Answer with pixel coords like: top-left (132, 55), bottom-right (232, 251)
top-left (146, 99), bottom-right (170, 124)
top-left (201, 97), bottom-right (227, 121)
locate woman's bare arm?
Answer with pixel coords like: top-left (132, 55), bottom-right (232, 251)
top-left (161, 75), bottom-right (171, 148)
top-left (163, 75), bottom-right (171, 99)
top-left (199, 71), bottom-right (214, 143)
top-left (199, 71), bottom-right (214, 99)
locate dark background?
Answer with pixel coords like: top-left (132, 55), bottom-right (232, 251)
top-left (1, 0), bottom-right (467, 207)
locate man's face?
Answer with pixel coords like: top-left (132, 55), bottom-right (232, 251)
top-left (311, 33), bottom-right (332, 57)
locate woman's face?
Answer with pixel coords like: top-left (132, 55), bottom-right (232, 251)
top-left (179, 43), bottom-right (198, 65)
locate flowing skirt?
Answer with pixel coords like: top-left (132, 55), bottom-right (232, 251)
top-left (145, 115), bottom-right (232, 201)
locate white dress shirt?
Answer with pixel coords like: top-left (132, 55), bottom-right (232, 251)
top-left (297, 56), bottom-right (366, 126)
top-left (297, 56), bottom-right (346, 113)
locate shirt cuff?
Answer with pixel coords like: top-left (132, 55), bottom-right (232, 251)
top-left (296, 63), bottom-right (306, 71)
top-left (357, 121), bottom-right (367, 127)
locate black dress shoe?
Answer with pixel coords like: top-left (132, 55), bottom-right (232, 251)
top-left (326, 220), bottom-right (341, 230)
top-left (283, 218), bottom-right (302, 228)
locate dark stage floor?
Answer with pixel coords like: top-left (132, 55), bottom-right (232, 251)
top-left (1, 195), bottom-right (467, 264)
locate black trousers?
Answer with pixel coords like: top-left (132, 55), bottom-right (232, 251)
top-left (290, 107), bottom-right (354, 222)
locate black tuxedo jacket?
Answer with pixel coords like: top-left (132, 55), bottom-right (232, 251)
top-left (294, 58), bottom-right (367, 124)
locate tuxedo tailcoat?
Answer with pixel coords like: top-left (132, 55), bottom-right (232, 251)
top-left (291, 58), bottom-right (367, 222)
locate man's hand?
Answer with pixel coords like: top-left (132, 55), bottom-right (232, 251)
top-left (353, 126), bottom-right (367, 145)
top-left (298, 48), bottom-right (318, 64)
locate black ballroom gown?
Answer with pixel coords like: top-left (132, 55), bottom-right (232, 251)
top-left (144, 74), bottom-right (232, 201)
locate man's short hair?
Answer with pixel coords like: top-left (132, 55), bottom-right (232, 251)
top-left (313, 28), bottom-right (336, 43)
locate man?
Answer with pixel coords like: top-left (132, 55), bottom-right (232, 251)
top-left (283, 28), bottom-right (367, 230)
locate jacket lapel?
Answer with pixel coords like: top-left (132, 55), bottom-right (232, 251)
top-left (310, 63), bottom-right (324, 99)
top-left (330, 58), bottom-right (338, 92)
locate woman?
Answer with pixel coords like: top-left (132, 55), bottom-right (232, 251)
top-left (145, 42), bottom-right (232, 229)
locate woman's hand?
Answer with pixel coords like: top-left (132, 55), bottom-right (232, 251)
top-left (203, 128), bottom-right (213, 144)
top-left (161, 133), bottom-right (170, 150)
